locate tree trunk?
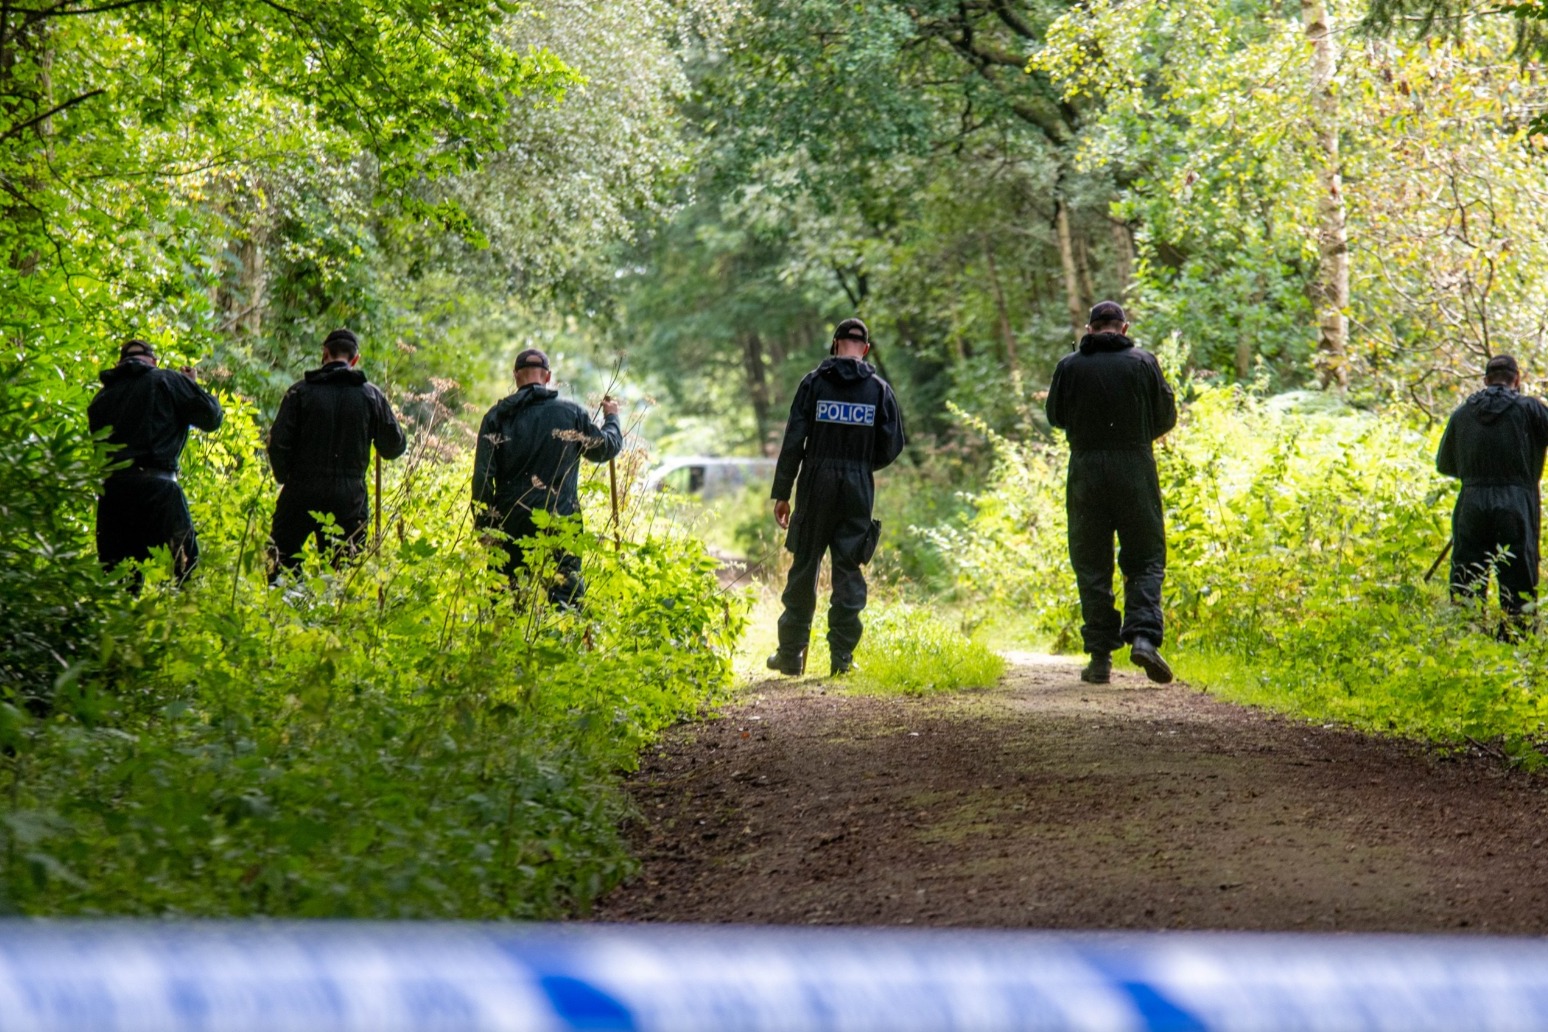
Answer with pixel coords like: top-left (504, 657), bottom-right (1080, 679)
top-left (742, 331), bottom-right (772, 455)
top-left (1303, 0), bottom-right (1350, 391)
top-left (1074, 231), bottom-right (1096, 306)
top-left (1055, 196), bottom-right (1085, 342)
top-left (982, 235), bottom-right (1020, 378)
top-left (1110, 219), bottom-right (1136, 301)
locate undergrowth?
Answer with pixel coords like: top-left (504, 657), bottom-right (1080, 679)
top-left (849, 605), bottom-right (1006, 695)
top-left (944, 383), bottom-right (1548, 763)
top-left (0, 367), bottom-right (745, 915)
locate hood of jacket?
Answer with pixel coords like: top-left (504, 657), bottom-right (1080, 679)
top-left (305, 362), bottom-right (368, 387)
top-left (818, 356), bottom-right (875, 385)
top-left (1467, 384), bottom-right (1519, 425)
top-left (1078, 332), bottom-right (1134, 355)
top-left (494, 383), bottom-right (558, 417)
top-left (99, 358), bottom-right (155, 386)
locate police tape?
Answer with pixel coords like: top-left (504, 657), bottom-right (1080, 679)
top-left (4, 922), bottom-right (1548, 1031)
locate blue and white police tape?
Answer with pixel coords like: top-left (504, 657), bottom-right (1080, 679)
top-left (4, 922), bottom-right (1548, 1031)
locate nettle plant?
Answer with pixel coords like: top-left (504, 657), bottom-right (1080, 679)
top-left (1, 397), bottom-right (746, 917)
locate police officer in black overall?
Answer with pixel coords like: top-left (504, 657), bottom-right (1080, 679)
top-left (267, 328), bottom-right (406, 578)
top-left (472, 348), bottom-right (623, 604)
top-left (88, 338), bottom-right (224, 588)
top-left (1436, 354), bottom-right (1548, 627)
top-left (1045, 301), bottom-right (1177, 685)
top-left (767, 318), bottom-right (906, 676)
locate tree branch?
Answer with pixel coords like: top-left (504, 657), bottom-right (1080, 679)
top-left (0, 86), bottom-right (102, 143)
top-left (14, 0), bottom-right (163, 17)
top-left (990, 0), bottom-right (1037, 41)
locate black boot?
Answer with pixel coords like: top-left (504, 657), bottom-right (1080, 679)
top-left (1129, 637), bottom-right (1173, 684)
top-left (766, 646), bottom-right (807, 676)
top-left (830, 652), bottom-right (855, 676)
top-left (1080, 652), bottom-right (1111, 684)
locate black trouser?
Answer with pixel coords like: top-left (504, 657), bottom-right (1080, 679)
top-left (777, 468), bottom-right (876, 659)
top-left (489, 509), bottom-right (585, 605)
top-left (1066, 449), bottom-right (1166, 655)
top-left (96, 470), bottom-right (198, 588)
top-left (1450, 484), bottom-right (1540, 615)
top-left (269, 478), bottom-right (369, 578)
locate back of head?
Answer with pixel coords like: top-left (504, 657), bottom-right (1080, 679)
top-left (1087, 300), bottom-right (1127, 334)
top-left (830, 317), bottom-right (869, 357)
top-left (118, 338), bottom-right (157, 365)
top-left (513, 347), bottom-right (550, 387)
top-left (1486, 353), bottom-right (1520, 386)
top-left (323, 327), bottom-right (360, 362)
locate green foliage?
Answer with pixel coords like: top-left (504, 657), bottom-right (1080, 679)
top-left (848, 605), bottom-right (1007, 696)
top-left (0, 360), bottom-right (110, 704)
top-left (948, 378), bottom-right (1548, 758)
top-left (1035, 0), bottom-right (1548, 399)
top-left (0, 404), bottom-right (745, 917)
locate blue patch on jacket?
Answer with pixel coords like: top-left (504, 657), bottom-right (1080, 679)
top-left (816, 400), bottom-right (876, 426)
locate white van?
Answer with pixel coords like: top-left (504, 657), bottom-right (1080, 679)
top-left (644, 456), bottom-right (777, 502)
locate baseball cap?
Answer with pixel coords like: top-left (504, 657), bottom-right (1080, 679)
top-left (119, 339), bottom-right (156, 361)
top-left (1088, 301), bottom-right (1127, 326)
top-left (515, 348), bottom-right (550, 371)
top-left (832, 318), bottom-right (869, 344)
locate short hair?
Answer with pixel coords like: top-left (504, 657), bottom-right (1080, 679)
top-left (1087, 300), bottom-right (1127, 331)
top-left (1486, 354), bottom-right (1520, 385)
top-left (323, 327), bottom-right (360, 360)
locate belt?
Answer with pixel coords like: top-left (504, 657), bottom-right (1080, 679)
top-left (111, 467), bottom-right (177, 482)
top-left (1462, 478), bottom-right (1533, 489)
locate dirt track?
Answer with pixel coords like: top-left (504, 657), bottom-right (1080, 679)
top-left (594, 654), bottom-right (1548, 932)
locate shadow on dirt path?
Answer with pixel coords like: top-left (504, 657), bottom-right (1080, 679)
top-left (594, 654), bottom-right (1548, 932)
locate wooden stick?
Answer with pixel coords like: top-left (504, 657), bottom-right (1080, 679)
top-left (1424, 538), bottom-right (1452, 583)
top-left (374, 450), bottom-right (383, 547)
top-left (608, 456), bottom-right (621, 550)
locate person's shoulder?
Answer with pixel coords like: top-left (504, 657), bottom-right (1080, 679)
top-left (550, 396), bottom-right (588, 417)
top-left (147, 367), bottom-right (191, 389)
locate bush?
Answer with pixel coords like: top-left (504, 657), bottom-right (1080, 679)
top-left (0, 393), bottom-right (746, 916)
top-left (0, 359), bottom-right (115, 708)
top-left (946, 382), bottom-right (1548, 760)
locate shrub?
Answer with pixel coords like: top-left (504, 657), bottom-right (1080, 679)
top-left (946, 382), bottom-right (1548, 760)
top-left (1, 394), bottom-right (746, 916)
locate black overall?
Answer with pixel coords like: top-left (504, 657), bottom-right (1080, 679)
top-left (267, 362), bottom-right (406, 575)
top-left (472, 385), bottom-right (622, 602)
top-left (1045, 333), bottom-right (1177, 655)
top-left (88, 360), bottom-right (224, 585)
top-left (771, 357), bottom-right (905, 660)
top-left (1437, 385), bottom-right (1548, 613)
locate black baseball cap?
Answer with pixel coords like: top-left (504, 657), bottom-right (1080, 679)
top-left (832, 318), bottom-right (869, 344)
top-left (515, 348), bottom-right (550, 371)
top-left (119, 338), bottom-right (156, 361)
top-left (1088, 301), bottom-right (1127, 327)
